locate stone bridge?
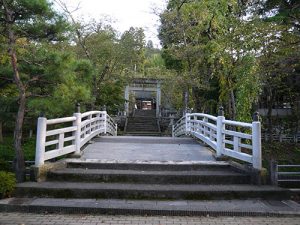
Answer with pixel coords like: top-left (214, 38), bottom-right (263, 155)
top-left (0, 108), bottom-right (297, 216)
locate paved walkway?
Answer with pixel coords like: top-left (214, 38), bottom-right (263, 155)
top-left (82, 136), bottom-right (215, 163)
top-left (0, 212), bottom-right (300, 225)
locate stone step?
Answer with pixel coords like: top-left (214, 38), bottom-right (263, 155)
top-left (126, 123), bottom-right (158, 127)
top-left (130, 118), bottom-right (157, 120)
top-left (125, 132), bottom-right (160, 135)
top-left (126, 125), bottom-right (158, 129)
top-left (66, 161), bottom-right (232, 171)
top-left (126, 129), bottom-right (159, 133)
top-left (126, 124), bottom-right (157, 127)
top-left (15, 182), bottom-right (291, 200)
top-left (125, 115), bottom-right (160, 135)
top-left (93, 136), bottom-right (200, 144)
top-left (127, 117), bottom-right (157, 124)
top-left (2, 198), bottom-right (300, 216)
top-left (47, 168), bottom-right (250, 184)
top-left (126, 126), bottom-right (158, 129)
top-left (127, 124), bottom-right (157, 126)
top-left (124, 132), bottom-right (162, 136)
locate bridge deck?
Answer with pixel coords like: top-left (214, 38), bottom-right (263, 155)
top-left (80, 136), bottom-right (216, 163)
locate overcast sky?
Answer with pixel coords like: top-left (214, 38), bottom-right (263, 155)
top-left (55, 0), bottom-right (167, 48)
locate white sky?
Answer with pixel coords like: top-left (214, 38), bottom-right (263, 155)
top-left (55, 0), bottom-right (167, 48)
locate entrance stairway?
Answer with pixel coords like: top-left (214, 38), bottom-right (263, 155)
top-left (125, 109), bottom-right (161, 136)
top-left (4, 159), bottom-right (295, 216)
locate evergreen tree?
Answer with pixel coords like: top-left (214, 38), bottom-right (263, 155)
top-left (0, 0), bottom-right (68, 182)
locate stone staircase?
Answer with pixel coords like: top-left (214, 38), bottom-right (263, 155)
top-left (125, 110), bottom-right (161, 136)
top-left (0, 159), bottom-right (296, 215)
top-left (15, 161), bottom-right (290, 200)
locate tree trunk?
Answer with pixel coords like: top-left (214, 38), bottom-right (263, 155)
top-left (230, 89), bottom-right (237, 120)
top-left (267, 92), bottom-right (274, 142)
top-left (183, 90), bottom-right (189, 114)
top-left (4, 1), bottom-right (26, 182)
top-left (0, 121), bottom-right (3, 143)
top-left (14, 92), bottom-right (26, 182)
top-left (192, 87), bottom-right (202, 112)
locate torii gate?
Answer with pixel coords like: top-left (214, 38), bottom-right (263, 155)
top-left (124, 78), bottom-right (161, 117)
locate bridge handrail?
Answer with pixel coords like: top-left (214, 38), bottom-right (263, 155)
top-left (173, 112), bottom-right (262, 170)
top-left (35, 111), bottom-right (117, 167)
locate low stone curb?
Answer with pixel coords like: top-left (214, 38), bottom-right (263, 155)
top-left (1, 198), bottom-right (300, 217)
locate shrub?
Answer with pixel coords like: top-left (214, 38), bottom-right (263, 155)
top-left (0, 171), bottom-right (16, 198)
top-left (0, 159), bottom-right (12, 172)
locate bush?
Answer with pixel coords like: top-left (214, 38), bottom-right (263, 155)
top-left (0, 159), bottom-right (12, 172)
top-left (0, 171), bottom-right (16, 198)
top-left (0, 136), bottom-right (36, 161)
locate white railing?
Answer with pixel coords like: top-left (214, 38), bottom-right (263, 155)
top-left (35, 111), bottom-right (117, 167)
top-left (172, 112), bottom-right (262, 170)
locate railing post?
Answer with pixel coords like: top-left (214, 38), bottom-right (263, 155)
top-left (172, 125), bottom-right (175, 137)
top-left (216, 106), bottom-right (225, 157)
top-left (104, 111), bottom-right (107, 134)
top-left (252, 112), bottom-right (262, 170)
top-left (35, 114), bottom-right (47, 167)
top-left (185, 113), bottom-right (190, 135)
top-left (74, 103), bottom-right (82, 156)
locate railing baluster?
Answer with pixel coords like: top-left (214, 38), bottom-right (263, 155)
top-left (233, 136), bottom-right (240, 152)
top-left (58, 133), bottom-right (64, 150)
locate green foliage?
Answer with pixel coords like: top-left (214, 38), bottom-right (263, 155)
top-left (0, 137), bottom-right (35, 161)
top-left (96, 80), bottom-right (125, 115)
top-left (263, 142), bottom-right (300, 164)
top-left (25, 49), bottom-right (93, 118)
top-left (235, 55), bottom-right (260, 122)
top-left (159, 0), bottom-right (300, 123)
top-left (0, 159), bottom-right (11, 172)
top-left (119, 27), bottom-right (146, 73)
top-left (0, 0), bottom-right (69, 41)
top-left (160, 0), bottom-right (260, 117)
top-left (0, 171), bottom-right (16, 198)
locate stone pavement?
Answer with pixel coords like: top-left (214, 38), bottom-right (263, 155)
top-left (0, 212), bottom-right (300, 225)
top-left (82, 136), bottom-right (215, 163)
top-left (1, 198), bottom-right (300, 216)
